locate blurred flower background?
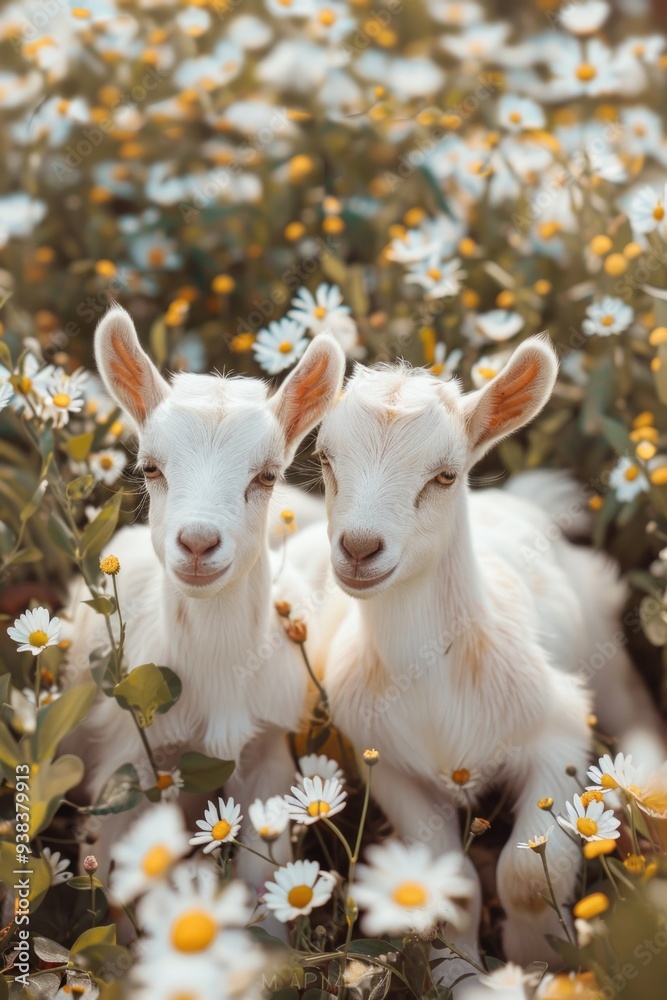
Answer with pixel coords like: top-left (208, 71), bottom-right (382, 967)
top-left (3, 0), bottom-right (667, 997)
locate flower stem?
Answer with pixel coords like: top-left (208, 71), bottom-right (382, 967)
top-left (540, 851), bottom-right (573, 944)
top-left (321, 817), bottom-right (353, 862)
top-left (231, 839), bottom-right (275, 866)
top-left (436, 932), bottom-right (487, 975)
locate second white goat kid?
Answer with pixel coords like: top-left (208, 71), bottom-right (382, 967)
top-left (316, 338), bottom-right (601, 971)
top-left (66, 306), bottom-right (345, 887)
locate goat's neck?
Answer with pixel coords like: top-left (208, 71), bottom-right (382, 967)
top-left (160, 543), bottom-right (273, 655)
top-left (360, 491), bottom-right (487, 673)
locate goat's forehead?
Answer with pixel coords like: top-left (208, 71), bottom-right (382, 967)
top-left (321, 370), bottom-right (466, 458)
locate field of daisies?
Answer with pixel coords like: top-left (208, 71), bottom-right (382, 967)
top-left (4, 0), bottom-right (667, 997)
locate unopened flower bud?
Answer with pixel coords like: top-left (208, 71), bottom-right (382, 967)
top-left (286, 620), bottom-right (307, 644)
top-left (363, 748), bottom-right (380, 767)
top-left (565, 764), bottom-right (578, 777)
top-left (538, 797), bottom-right (554, 810)
top-left (470, 818), bottom-right (490, 837)
top-left (274, 600), bottom-right (292, 618)
top-left (83, 855), bottom-right (98, 874)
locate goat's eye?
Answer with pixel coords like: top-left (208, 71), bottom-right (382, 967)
top-left (319, 453), bottom-right (330, 467)
top-left (143, 463), bottom-right (162, 480)
top-left (435, 471), bottom-right (457, 486)
top-left (257, 470), bottom-right (277, 487)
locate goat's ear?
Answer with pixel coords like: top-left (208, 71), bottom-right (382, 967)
top-left (461, 335), bottom-right (558, 467)
top-left (95, 306), bottom-right (170, 425)
top-left (271, 334), bottom-right (345, 452)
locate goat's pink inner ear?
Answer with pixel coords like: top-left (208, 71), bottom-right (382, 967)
top-left (108, 330), bottom-right (151, 422)
top-left (485, 357), bottom-right (540, 435)
top-left (277, 352), bottom-right (331, 444)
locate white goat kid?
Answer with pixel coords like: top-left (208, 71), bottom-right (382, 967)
top-left (67, 306), bottom-right (345, 887)
top-left (317, 338), bottom-right (595, 971)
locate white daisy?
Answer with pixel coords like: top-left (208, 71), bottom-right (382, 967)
top-left (559, 0), bottom-right (609, 36)
top-left (404, 254), bottom-right (466, 300)
top-left (587, 752), bottom-right (642, 793)
top-left (42, 847), bottom-right (72, 885)
top-left (154, 768), bottom-right (185, 802)
top-left (23, 684), bottom-right (61, 708)
top-left (548, 38), bottom-right (621, 99)
top-left (471, 350), bottom-right (512, 389)
top-left (253, 319), bottom-right (309, 375)
top-left (138, 863), bottom-right (256, 966)
top-left (582, 297), bottom-right (634, 337)
top-left (430, 343), bottom-right (462, 381)
top-left (517, 826), bottom-right (553, 852)
top-left (497, 95), bottom-right (545, 132)
top-left (635, 766), bottom-right (667, 819)
top-left (110, 803), bottom-right (191, 904)
top-left (8, 607), bottom-right (61, 656)
top-left (387, 216), bottom-right (464, 265)
top-left (263, 859), bottom-right (334, 922)
top-left (353, 840), bottom-right (474, 936)
top-left (481, 962), bottom-right (537, 993)
top-left (248, 796), bottom-right (290, 842)
top-left (297, 753), bottom-right (344, 786)
top-left (0, 377), bottom-right (12, 410)
top-left (439, 766), bottom-right (482, 805)
top-left (40, 371), bottom-right (85, 428)
top-left (89, 449), bottom-right (127, 485)
top-left (627, 184), bottom-right (667, 236)
top-left (475, 310), bottom-right (525, 342)
top-left (190, 797), bottom-right (243, 853)
top-left (608, 457), bottom-right (649, 504)
top-left (285, 775), bottom-right (347, 825)
top-left (428, 1), bottom-right (484, 27)
top-left (288, 283), bottom-right (358, 352)
top-left (558, 793), bottom-right (621, 842)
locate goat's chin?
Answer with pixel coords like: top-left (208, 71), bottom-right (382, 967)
top-left (333, 564), bottom-right (397, 598)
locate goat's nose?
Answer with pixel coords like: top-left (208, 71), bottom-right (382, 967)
top-left (177, 526), bottom-right (221, 558)
top-left (340, 533), bottom-right (384, 564)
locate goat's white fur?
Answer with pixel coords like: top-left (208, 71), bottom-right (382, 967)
top-left (310, 337), bottom-right (664, 974)
top-left (65, 306), bottom-right (345, 889)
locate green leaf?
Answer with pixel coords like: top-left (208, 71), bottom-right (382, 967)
top-left (82, 763), bottom-right (142, 816)
top-left (656, 343), bottom-right (667, 406)
top-left (0, 522), bottom-right (15, 558)
top-left (48, 512), bottom-right (77, 556)
top-left (114, 664), bottom-right (181, 728)
top-left (33, 682), bottom-right (97, 761)
top-left (66, 474), bottom-right (95, 501)
top-left (5, 546), bottom-right (43, 566)
top-left (89, 645), bottom-right (118, 695)
top-left (28, 754), bottom-right (85, 838)
top-left (65, 431), bottom-right (95, 462)
top-left (83, 596), bottom-right (116, 616)
top-left (68, 875), bottom-right (105, 890)
top-left (33, 935), bottom-right (70, 963)
top-left (71, 924), bottom-right (116, 953)
top-left (0, 974), bottom-right (7, 1000)
top-left (79, 490), bottom-right (123, 559)
top-left (0, 844), bottom-right (52, 912)
top-left (0, 342), bottom-right (12, 370)
top-left (599, 416), bottom-right (631, 456)
top-left (0, 720), bottom-right (18, 768)
top-left (20, 478), bottom-right (48, 523)
top-left (346, 939), bottom-right (393, 958)
top-left (179, 751), bottom-right (235, 793)
top-left (72, 943), bottom-right (131, 979)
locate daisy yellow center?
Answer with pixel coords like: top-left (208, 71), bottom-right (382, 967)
top-left (601, 315), bottom-right (614, 327)
top-left (314, 306), bottom-right (327, 319)
top-left (171, 909), bottom-right (217, 953)
top-left (318, 8), bottom-right (336, 25)
top-left (653, 204), bottom-right (665, 221)
top-left (476, 366), bottom-right (498, 380)
top-left (580, 790), bottom-right (603, 806)
top-left (211, 819), bottom-right (232, 841)
top-left (452, 768), bottom-right (470, 785)
top-left (288, 884), bottom-right (313, 908)
top-left (393, 881), bottom-right (428, 907)
top-left (28, 630), bottom-right (49, 648)
top-left (259, 825), bottom-right (272, 837)
top-left (431, 363), bottom-right (444, 375)
top-left (307, 800), bottom-right (330, 817)
top-left (141, 843), bottom-right (173, 877)
top-left (600, 773), bottom-right (618, 788)
top-left (148, 248), bottom-right (165, 266)
top-left (577, 817), bottom-right (599, 838)
top-left (19, 376), bottom-right (32, 394)
top-left (509, 111), bottom-right (522, 124)
top-left (278, 340), bottom-right (294, 354)
top-left (624, 466), bottom-right (639, 482)
top-left (576, 63), bottom-right (597, 82)
top-left (427, 268), bottom-right (442, 281)
top-left (538, 221), bottom-right (560, 240)
top-left (634, 124), bottom-right (647, 136)
top-left (156, 773), bottom-right (174, 790)
top-left (633, 43), bottom-right (645, 57)
top-left (52, 393), bottom-right (72, 408)
top-left (100, 456), bottom-right (114, 470)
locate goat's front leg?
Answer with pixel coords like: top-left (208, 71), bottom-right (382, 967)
top-left (226, 727), bottom-right (296, 890)
top-left (497, 711), bottom-right (590, 966)
top-left (367, 759), bottom-right (483, 989)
